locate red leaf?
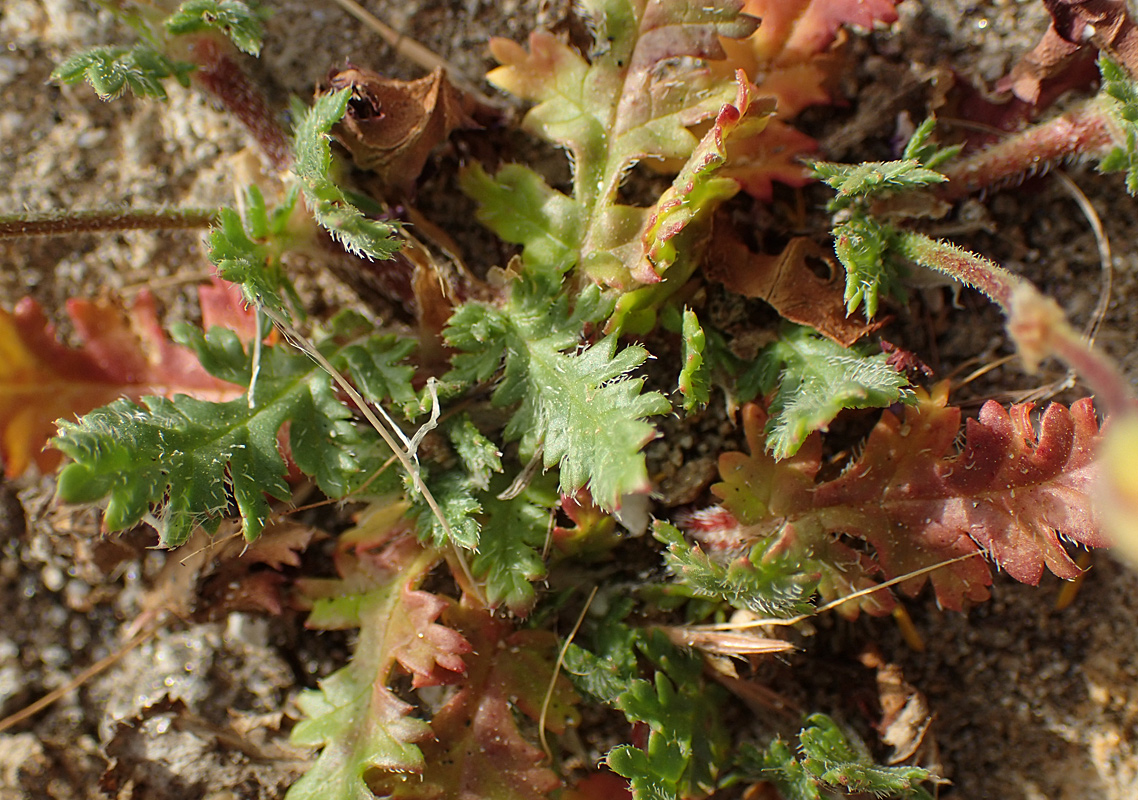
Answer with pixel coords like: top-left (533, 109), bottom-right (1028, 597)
top-left (395, 585), bottom-right (472, 687)
top-left (710, 384), bottom-right (1106, 612)
top-left (0, 284), bottom-right (253, 477)
top-left (739, 0), bottom-right (900, 65)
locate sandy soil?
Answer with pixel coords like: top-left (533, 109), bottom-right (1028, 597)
top-left (2, 1), bottom-right (1137, 798)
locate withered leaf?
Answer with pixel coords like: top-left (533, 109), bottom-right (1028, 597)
top-left (705, 221), bottom-right (883, 347)
top-left (324, 66), bottom-right (479, 192)
top-left (1002, 0), bottom-right (1138, 102)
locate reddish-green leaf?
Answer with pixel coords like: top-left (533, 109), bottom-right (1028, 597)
top-left (0, 282), bottom-right (250, 477)
top-left (710, 384), bottom-right (1105, 612)
top-left (377, 604), bottom-right (578, 800)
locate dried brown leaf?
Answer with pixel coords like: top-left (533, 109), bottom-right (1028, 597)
top-left (325, 66), bottom-right (480, 193)
top-left (1001, 0), bottom-right (1138, 102)
top-left (705, 222), bottom-right (884, 347)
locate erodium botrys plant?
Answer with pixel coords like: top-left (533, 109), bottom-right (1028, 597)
top-left (5, 0), bottom-right (1138, 798)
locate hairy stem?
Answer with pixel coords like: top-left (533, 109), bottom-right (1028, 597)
top-left (0, 207), bottom-right (217, 239)
top-left (186, 36), bottom-right (291, 170)
top-left (937, 99), bottom-right (1118, 201)
top-left (893, 229), bottom-right (1020, 310)
top-left (894, 229), bottom-right (1137, 414)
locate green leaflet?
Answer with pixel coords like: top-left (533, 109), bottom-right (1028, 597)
top-left (445, 414), bottom-right (503, 492)
top-left (458, 163), bottom-right (582, 279)
top-left (832, 215), bottom-right (908, 319)
top-left (52, 325), bottom-right (417, 545)
top-left (743, 325), bottom-right (909, 460)
top-left (816, 117), bottom-right (958, 316)
top-left (1099, 57), bottom-right (1138, 194)
top-left (445, 276), bottom-right (669, 510)
top-left (164, 0), bottom-right (266, 56)
top-left (471, 481), bottom-right (552, 615)
top-left (51, 45), bottom-right (194, 101)
top-left (655, 522), bottom-right (816, 618)
top-left (677, 309), bottom-right (710, 412)
top-left (293, 89), bottom-right (401, 260)
top-left (208, 185), bottom-right (303, 317)
top-left (813, 159), bottom-right (949, 212)
top-left (575, 627), bottom-right (728, 800)
top-left (738, 714), bottom-right (934, 800)
top-left (417, 469), bottom-right (482, 551)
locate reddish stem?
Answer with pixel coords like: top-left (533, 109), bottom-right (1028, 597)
top-left (187, 36), bottom-right (291, 171)
top-left (938, 99), bottom-right (1118, 201)
top-left (0, 207), bottom-right (217, 238)
top-left (893, 230), bottom-right (1018, 311)
top-left (894, 229), bottom-right (1138, 415)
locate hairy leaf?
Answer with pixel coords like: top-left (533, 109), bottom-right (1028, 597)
top-left (740, 714), bottom-right (932, 800)
top-left (207, 184), bottom-right (302, 318)
top-left (710, 384), bottom-right (1106, 613)
top-left (472, 483), bottom-right (552, 615)
top-left (445, 414), bottom-right (503, 492)
top-left (0, 288), bottom-right (248, 479)
top-left (655, 522), bottom-right (816, 618)
top-left (814, 160), bottom-right (949, 210)
top-left (418, 469), bottom-right (483, 550)
top-left (1099, 56), bottom-right (1138, 193)
top-left (445, 277), bottom-right (669, 510)
top-left (53, 323), bottom-right (414, 545)
top-left (164, 0), bottom-right (265, 56)
top-left (832, 215), bottom-right (910, 318)
top-left (747, 324), bottom-right (909, 460)
top-left (294, 89), bottom-right (402, 259)
top-left (52, 44), bottom-right (194, 100)
top-left (458, 163), bottom-right (583, 278)
top-left (602, 631), bottom-right (729, 800)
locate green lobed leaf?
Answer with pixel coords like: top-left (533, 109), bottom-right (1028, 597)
top-left (164, 0), bottom-right (266, 56)
top-left (293, 89), bottom-right (402, 259)
top-left (813, 160), bottom-right (948, 212)
top-left (52, 324), bottom-right (409, 545)
top-left (738, 739), bottom-right (821, 800)
top-left (416, 469), bottom-right (482, 550)
top-left (798, 714), bottom-right (934, 799)
top-left (901, 116), bottom-right (961, 171)
top-left (654, 522), bottom-right (816, 618)
top-left (445, 277), bottom-right (669, 510)
top-left (602, 630), bottom-right (728, 800)
top-left (458, 163), bottom-right (582, 279)
top-left (207, 185), bottom-right (303, 318)
top-left (51, 45), bottom-right (194, 101)
top-left (752, 325), bottom-right (909, 460)
top-left (735, 715), bottom-right (934, 800)
top-left (677, 309), bottom-right (710, 412)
